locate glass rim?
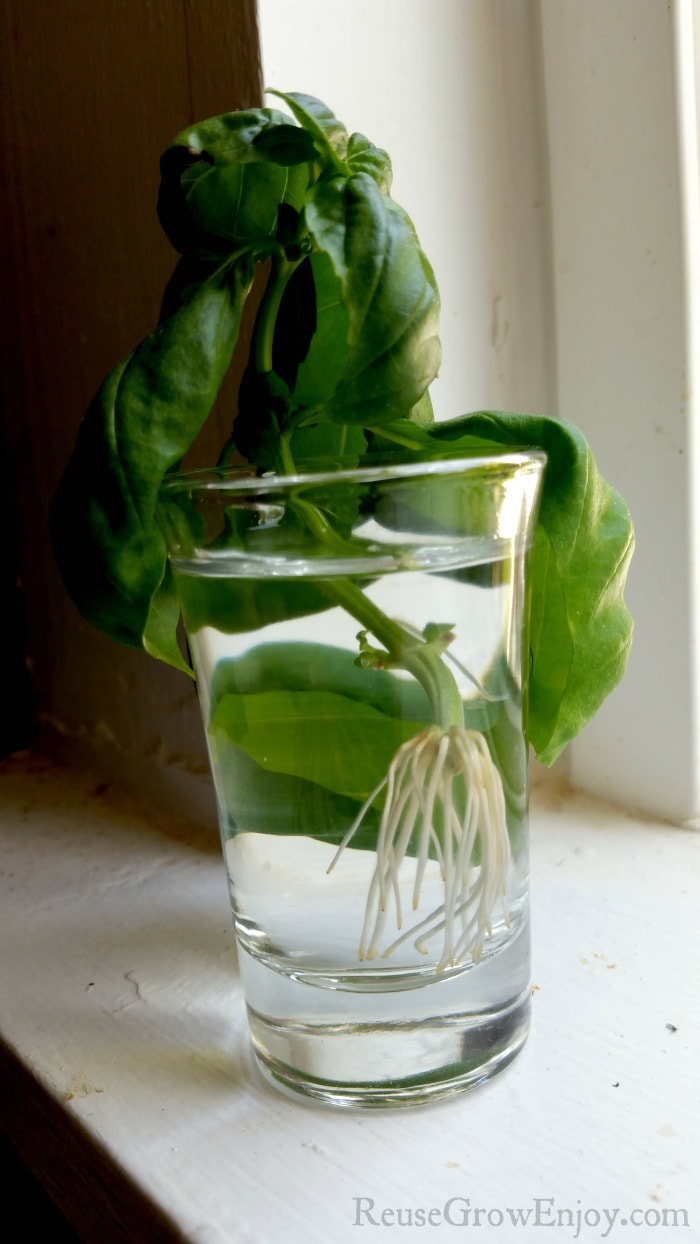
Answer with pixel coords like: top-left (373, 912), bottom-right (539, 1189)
top-left (159, 448), bottom-right (547, 499)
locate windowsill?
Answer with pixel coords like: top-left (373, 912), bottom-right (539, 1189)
top-left (1, 751), bottom-right (698, 1242)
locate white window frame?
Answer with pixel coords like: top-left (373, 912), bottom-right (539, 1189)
top-left (539, 0), bottom-right (700, 826)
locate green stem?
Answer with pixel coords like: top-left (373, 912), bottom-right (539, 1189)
top-left (280, 429), bottom-right (380, 558)
top-left (327, 576), bottom-right (464, 729)
top-left (253, 254), bottom-right (301, 374)
top-left (281, 437), bottom-right (464, 731)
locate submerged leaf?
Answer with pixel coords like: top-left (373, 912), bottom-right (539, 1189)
top-left (174, 574), bottom-right (333, 636)
top-left (208, 741), bottom-right (381, 848)
top-left (209, 642), bottom-right (431, 722)
top-left (207, 643), bottom-right (430, 846)
top-left (212, 688), bottom-right (424, 799)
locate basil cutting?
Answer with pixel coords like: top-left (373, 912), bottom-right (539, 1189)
top-left (50, 91), bottom-right (634, 766)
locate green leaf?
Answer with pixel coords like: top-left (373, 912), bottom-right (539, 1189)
top-left (303, 173), bottom-right (441, 423)
top-left (174, 573), bottom-right (333, 636)
top-left (287, 420), bottom-right (367, 464)
top-left (211, 688), bottom-right (423, 799)
top-left (366, 418), bottom-right (507, 461)
top-left (143, 565), bottom-right (192, 674)
top-left (170, 108), bottom-right (288, 163)
top-left (208, 741), bottom-right (380, 849)
top-left (267, 90), bottom-right (349, 166)
top-left (50, 264), bottom-right (248, 661)
top-left (190, 161), bottom-right (308, 253)
top-left (252, 123), bottom-right (319, 167)
top-left (289, 251), bottom-right (349, 408)
top-left (158, 107), bottom-right (311, 257)
top-left (209, 642), bottom-right (431, 722)
top-left (267, 94), bottom-right (392, 191)
top-left (346, 132), bottom-right (392, 194)
top-left (208, 642), bottom-right (524, 853)
top-left (208, 643), bottom-right (430, 844)
top-left (429, 413), bottom-right (634, 764)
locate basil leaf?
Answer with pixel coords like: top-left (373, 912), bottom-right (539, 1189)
top-left (428, 413), bottom-right (634, 764)
top-left (158, 107), bottom-right (310, 257)
top-left (269, 93), bottom-right (392, 192)
top-left (287, 420), bottom-right (367, 464)
top-left (209, 742), bottom-right (380, 849)
top-left (208, 643), bottom-right (523, 852)
top-left (174, 574), bottom-right (332, 636)
top-left (346, 132), bottom-right (392, 193)
top-left (208, 643), bottom-right (429, 849)
top-left (211, 688), bottom-right (423, 800)
top-left (143, 567), bottom-right (191, 675)
top-left (268, 90), bottom-right (349, 165)
top-left (252, 123), bottom-right (319, 167)
top-left (50, 265), bottom-right (248, 664)
top-left (304, 173), bottom-right (441, 423)
top-left (210, 642), bottom-right (431, 722)
top-left (289, 251), bottom-right (348, 408)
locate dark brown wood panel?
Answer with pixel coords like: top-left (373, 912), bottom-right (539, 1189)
top-left (0, 0), bottom-right (262, 764)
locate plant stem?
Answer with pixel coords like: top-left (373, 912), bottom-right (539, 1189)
top-left (280, 436), bottom-right (464, 732)
top-left (326, 576), bottom-right (464, 730)
top-left (253, 254), bottom-right (301, 374)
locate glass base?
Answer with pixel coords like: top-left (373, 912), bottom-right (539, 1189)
top-left (248, 990), bottom-right (530, 1108)
top-left (241, 913), bottom-right (531, 1109)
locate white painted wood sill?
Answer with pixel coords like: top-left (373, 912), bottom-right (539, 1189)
top-left (0, 751), bottom-right (698, 1244)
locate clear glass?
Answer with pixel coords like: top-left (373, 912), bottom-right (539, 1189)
top-left (159, 452), bottom-right (545, 1107)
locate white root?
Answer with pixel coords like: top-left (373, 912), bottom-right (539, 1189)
top-left (328, 725), bottom-right (511, 972)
